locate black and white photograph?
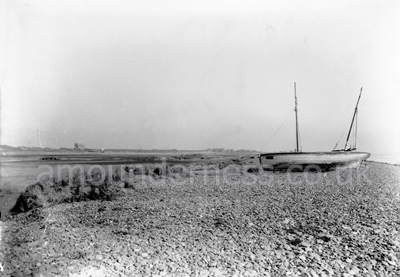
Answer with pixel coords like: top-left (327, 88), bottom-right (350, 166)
top-left (0, 0), bottom-right (399, 276)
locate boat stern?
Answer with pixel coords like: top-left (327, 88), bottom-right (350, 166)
top-left (336, 151), bottom-right (371, 170)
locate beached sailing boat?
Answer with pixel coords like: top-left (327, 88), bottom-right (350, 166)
top-left (259, 84), bottom-right (370, 171)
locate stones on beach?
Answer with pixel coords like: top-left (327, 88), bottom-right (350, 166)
top-left (2, 163), bottom-right (400, 276)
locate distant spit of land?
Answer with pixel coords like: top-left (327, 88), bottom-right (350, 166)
top-left (0, 144), bottom-right (259, 154)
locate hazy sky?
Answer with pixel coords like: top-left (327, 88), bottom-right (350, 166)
top-left (1, 0), bottom-right (399, 154)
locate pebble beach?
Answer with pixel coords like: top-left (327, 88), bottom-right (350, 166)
top-left (1, 162), bottom-right (400, 277)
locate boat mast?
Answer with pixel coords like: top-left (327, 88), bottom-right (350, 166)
top-left (344, 87), bottom-right (363, 150)
top-left (294, 82), bottom-right (300, 152)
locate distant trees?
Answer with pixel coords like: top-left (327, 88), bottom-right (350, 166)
top-left (212, 148), bottom-right (225, 152)
top-left (74, 142), bottom-right (86, 150)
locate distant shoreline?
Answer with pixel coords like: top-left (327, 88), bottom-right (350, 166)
top-left (2, 144), bottom-right (399, 167)
top-left (367, 160), bottom-right (400, 167)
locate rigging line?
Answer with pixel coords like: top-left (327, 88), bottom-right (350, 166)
top-left (297, 117), bottom-right (302, 152)
top-left (37, 93), bottom-right (43, 149)
top-left (351, 110), bottom-right (357, 149)
top-left (355, 110), bottom-right (358, 149)
top-left (261, 110), bottom-right (294, 152)
top-left (332, 115), bottom-right (354, 151)
top-left (351, 117), bottom-right (354, 149)
top-left (298, 127), bottom-right (302, 152)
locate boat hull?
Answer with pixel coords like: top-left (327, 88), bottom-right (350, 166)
top-left (259, 151), bottom-right (371, 171)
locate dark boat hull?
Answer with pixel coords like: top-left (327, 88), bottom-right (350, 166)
top-left (259, 151), bottom-right (371, 171)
